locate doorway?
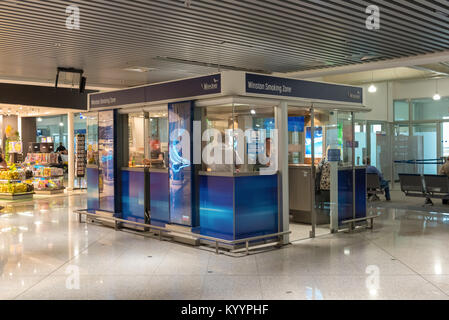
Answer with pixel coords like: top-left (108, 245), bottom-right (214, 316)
top-left (287, 106), bottom-right (331, 241)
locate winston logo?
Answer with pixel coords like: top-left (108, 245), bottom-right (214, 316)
top-left (348, 90), bottom-right (362, 100)
top-left (201, 77), bottom-right (219, 91)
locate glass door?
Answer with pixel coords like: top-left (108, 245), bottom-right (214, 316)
top-left (287, 106), bottom-right (314, 241)
top-left (354, 120), bottom-right (367, 166)
top-left (334, 111), bottom-right (354, 231)
top-left (86, 112), bottom-right (99, 211)
top-left (441, 122), bottom-right (449, 158)
top-left (368, 122), bottom-right (391, 183)
top-left (412, 123), bottom-right (437, 174)
top-left (393, 124), bottom-right (410, 183)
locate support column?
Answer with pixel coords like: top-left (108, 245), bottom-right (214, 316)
top-left (67, 112), bottom-right (75, 191)
top-left (277, 101), bottom-right (289, 245)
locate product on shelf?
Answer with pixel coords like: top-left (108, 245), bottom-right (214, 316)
top-left (0, 182), bottom-right (33, 194)
top-left (0, 170), bottom-right (22, 180)
top-left (27, 165), bottom-right (65, 191)
top-left (24, 153), bottom-right (59, 165)
top-left (33, 177), bottom-right (64, 191)
top-left (32, 166), bottom-right (63, 177)
top-left (0, 167), bottom-right (34, 195)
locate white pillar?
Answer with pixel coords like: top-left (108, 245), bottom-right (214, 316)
top-left (67, 112), bottom-right (75, 191)
top-left (277, 101), bottom-right (289, 244)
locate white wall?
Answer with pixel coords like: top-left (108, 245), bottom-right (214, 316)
top-left (354, 77), bottom-right (449, 123)
top-left (358, 82), bottom-right (393, 122)
top-left (393, 78), bottom-right (449, 100)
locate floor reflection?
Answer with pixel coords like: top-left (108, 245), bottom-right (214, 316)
top-left (0, 192), bottom-right (448, 299)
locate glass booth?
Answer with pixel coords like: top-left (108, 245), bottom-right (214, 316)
top-left (86, 71), bottom-right (368, 246)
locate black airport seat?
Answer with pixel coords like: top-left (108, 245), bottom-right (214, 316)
top-left (367, 173), bottom-right (383, 194)
top-left (423, 175), bottom-right (449, 199)
top-left (398, 173), bottom-right (426, 197)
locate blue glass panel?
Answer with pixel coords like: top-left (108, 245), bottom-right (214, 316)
top-left (355, 168), bottom-right (367, 219)
top-left (338, 168), bottom-right (353, 225)
top-left (121, 170), bottom-right (146, 223)
top-left (199, 176), bottom-right (234, 240)
top-left (235, 175), bottom-right (278, 239)
top-left (288, 116), bottom-right (305, 132)
top-left (168, 101), bottom-right (194, 226)
top-left (150, 171), bottom-right (170, 227)
top-left (87, 167), bottom-right (99, 212)
top-left (305, 126), bottom-right (323, 158)
top-left (98, 110), bottom-right (115, 212)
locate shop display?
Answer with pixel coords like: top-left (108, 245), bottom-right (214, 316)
top-left (0, 165), bottom-right (34, 200)
top-left (76, 134), bottom-right (86, 177)
top-left (31, 166), bottom-right (65, 194)
top-left (24, 153), bottom-right (59, 165)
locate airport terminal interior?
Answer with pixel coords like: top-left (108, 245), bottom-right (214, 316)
top-left (2, 1), bottom-right (449, 301)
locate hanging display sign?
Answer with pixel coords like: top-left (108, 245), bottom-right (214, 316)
top-left (89, 74), bottom-right (221, 109)
top-left (245, 73), bottom-right (363, 103)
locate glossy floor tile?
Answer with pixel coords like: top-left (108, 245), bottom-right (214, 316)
top-left (2, 192), bottom-right (449, 299)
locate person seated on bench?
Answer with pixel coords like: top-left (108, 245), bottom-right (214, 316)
top-left (366, 157), bottom-right (391, 201)
top-left (439, 157), bottom-right (449, 205)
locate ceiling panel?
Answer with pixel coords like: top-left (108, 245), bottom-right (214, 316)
top-left (0, 0), bottom-right (448, 87)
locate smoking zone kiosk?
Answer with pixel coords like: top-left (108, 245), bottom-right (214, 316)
top-left (82, 71), bottom-right (369, 251)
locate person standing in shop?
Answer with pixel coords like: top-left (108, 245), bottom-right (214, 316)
top-left (55, 142), bottom-right (67, 165)
top-left (56, 142), bottom-right (67, 154)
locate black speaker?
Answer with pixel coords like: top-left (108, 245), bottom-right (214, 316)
top-left (79, 76), bottom-right (86, 93)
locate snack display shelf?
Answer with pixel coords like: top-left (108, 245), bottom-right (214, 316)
top-left (0, 191), bottom-right (35, 200)
top-left (33, 175), bottom-right (64, 178)
top-left (33, 174), bottom-right (65, 195)
top-left (33, 188), bottom-right (65, 195)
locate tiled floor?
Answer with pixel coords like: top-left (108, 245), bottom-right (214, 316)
top-left (1, 192), bottom-right (449, 299)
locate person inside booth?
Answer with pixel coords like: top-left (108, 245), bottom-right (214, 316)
top-left (143, 135), bottom-right (165, 168)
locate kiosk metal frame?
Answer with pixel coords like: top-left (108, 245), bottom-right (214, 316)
top-left (85, 71), bottom-right (369, 250)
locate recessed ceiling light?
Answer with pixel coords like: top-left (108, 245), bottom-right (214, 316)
top-left (360, 55), bottom-right (381, 61)
top-left (124, 66), bottom-right (157, 73)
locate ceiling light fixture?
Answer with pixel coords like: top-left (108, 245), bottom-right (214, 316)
top-left (434, 79), bottom-right (441, 101)
top-left (37, 117), bottom-right (42, 122)
top-left (368, 71), bottom-right (377, 93)
top-left (250, 109), bottom-right (256, 115)
top-left (59, 122), bottom-right (64, 127)
top-left (124, 66), bottom-right (157, 73)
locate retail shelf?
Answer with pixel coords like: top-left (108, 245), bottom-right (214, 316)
top-left (33, 175), bottom-right (64, 178)
top-left (34, 188), bottom-right (65, 195)
top-left (0, 192), bottom-right (35, 200)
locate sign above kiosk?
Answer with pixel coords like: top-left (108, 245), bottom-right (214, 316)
top-left (89, 74), bottom-right (221, 109)
top-left (88, 71), bottom-right (363, 110)
top-left (245, 73), bottom-right (363, 104)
